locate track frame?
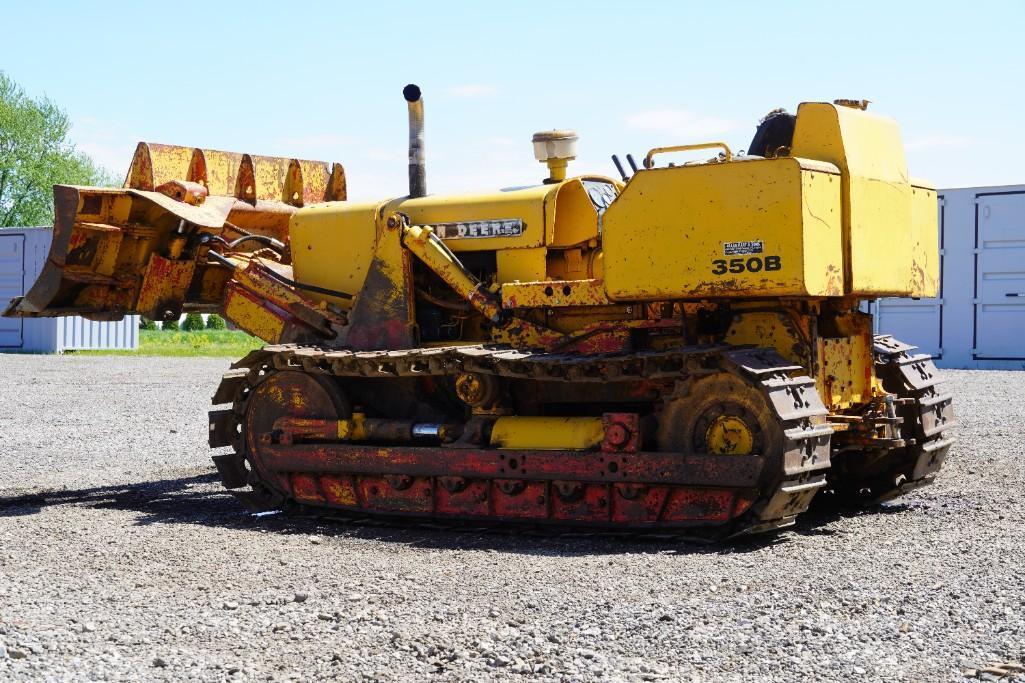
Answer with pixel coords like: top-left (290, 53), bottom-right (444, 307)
top-left (209, 344), bottom-right (833, 538)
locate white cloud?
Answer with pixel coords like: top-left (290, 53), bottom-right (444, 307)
top-left (447, 84), bottom-right (498, 98)
top-left (904, 135), bottom-right (974, 151)
top-left (626, 108), bottom-right (737, 140)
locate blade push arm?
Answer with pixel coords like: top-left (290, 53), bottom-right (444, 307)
top-left (395, 214), bottom-right (563, 349)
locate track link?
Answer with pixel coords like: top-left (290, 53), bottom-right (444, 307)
top-left (208, 344), bottom-right (832, 539)
top-left (865, 335), bottom-right (955, 502)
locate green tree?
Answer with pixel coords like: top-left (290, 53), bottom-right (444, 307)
top-left (139, 317), bottom-right (157, 330)
top-left (205, 314), bottom-right (227, 330)
top-left (162, 319), bottom-right (179, 332)
top-left (181, 312), bottom-right (205, 332)
top-left (0, 71), bottom-right (116, 227)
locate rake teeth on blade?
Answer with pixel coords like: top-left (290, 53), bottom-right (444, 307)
top-left (125, 142), bottom-right (346, 206)
top-left (3, 141), bottom-right (346, 322)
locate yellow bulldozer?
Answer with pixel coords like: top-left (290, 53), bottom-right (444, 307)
top-left (5, 85), bottom-right (954, 538)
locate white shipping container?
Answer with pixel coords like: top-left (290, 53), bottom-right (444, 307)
top-left (872, 184), bottom-right (1025, 370)
top-left (0, 226), bottom-right (139, 353)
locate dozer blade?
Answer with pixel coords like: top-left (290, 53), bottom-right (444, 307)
top-left (4, 142), bottom-right (345, 322)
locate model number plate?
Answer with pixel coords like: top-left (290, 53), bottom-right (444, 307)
top-left (711, 256), bottom-right (782, 275)
top-left (723, 240), bottom-right (763, 255)
top-left (433, 219), bottom-right (523, 239)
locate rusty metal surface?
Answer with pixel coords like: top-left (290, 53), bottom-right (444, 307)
top-left (125, 142), bottom-right (346, 204)
top-left (501, 278), bottom-right (610, 309)
top-left (827, 335), bottom-right (955, 503)
top-left (255, 444), bottom-right (766, 488)
top-left (6, 139), bottom-right (345, 323)
top-left (244, 370), bottom-right (349, 496)
top-left (226, 258), bottom-right (346, 344)
top-left (873, 336), bottom-right (955, 489)
top-left (135, 254), bottom-right (196, 320)
top-left (284, 472), bottom-right (753, 527)
top-left (208, 343), bottom-right (833, 537)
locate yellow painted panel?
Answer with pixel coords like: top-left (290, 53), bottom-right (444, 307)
top-left (551, 179), bottom-right (599, 247)
top-left (135, 254), bottom-right (195, 318)
top-left (125, 143), bottom-right (193, 190)
top-left (224, 287), bottom-right (285, 343)
top-left (489, 417), bottom-right (605, 450)
top-left (909, 183), bottom-right (940, 297)
top-left (290, 200), bottom-right (383, 308)
top-left (381, 184), bottom-right (559, 251)
top-left (791, 102), bottom-right (923, 296)
top-left (816, 335), bottom-right (873, 410)
top-left (199, 149), bottom-right (244, 196)
top-left (249, 155), bottom-right (291, 202)
top-left (602, 157), bottom-right (843, 300)
top-left (801, 170), bottom-right (846, 296)
top-left (724, 311), bottom-right (808, 366)
top-left (497, 248), bottom-right (547, 283)
top-left (501, 278), bottom-right (609, 308)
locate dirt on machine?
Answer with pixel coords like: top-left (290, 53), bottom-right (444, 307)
top-left (4, 85), bottom-right (955, 539)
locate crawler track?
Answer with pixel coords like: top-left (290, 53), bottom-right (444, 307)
top-left (823, 335), bottom-right (955, 505)
top-left (868, 335), bottom-right (955, 500)
top-left (208, 344), bottom-right (832, 539)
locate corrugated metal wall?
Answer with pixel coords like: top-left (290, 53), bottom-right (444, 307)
top-left (0, 226), bottom-right (139, 353)
top-left (873, 184), bottom-right (1025, 370)
top-left (0, 230), bottom-right (25, 348)
top-left (56, 316), bottom-right (140, 351)
top-left (19, 228), bottom-right (58, 352)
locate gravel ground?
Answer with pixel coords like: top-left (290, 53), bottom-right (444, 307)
top-left (0, 355), bottom-right (1022, 682)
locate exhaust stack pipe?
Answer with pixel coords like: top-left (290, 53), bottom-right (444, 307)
top-left (403, 83), bottom-right (426, 198)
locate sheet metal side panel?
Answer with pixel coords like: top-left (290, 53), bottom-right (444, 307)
top-left (0, 228), bottom-right (57, 352)
top-left (0, 231), bottom-right (26, 348)
top-left (602, 158), bottom-right (841, 300)
top-left (874, 198), bottom-right (943, 358)
top-left (972, 190), bottom-right (1025, 361)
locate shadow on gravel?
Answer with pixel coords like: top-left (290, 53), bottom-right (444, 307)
top-left (0, 472), bottom-right (237, 523)
top-left (0, 470), bottom-right (915, 556)
top-left (794, 495), bottom-right (917, 537)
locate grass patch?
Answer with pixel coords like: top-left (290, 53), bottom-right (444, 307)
top-left (79, 329), bottom-right (262, 358)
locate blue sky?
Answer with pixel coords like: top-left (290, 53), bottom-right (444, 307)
top-left (2, 1), bottom-right (1022, 199)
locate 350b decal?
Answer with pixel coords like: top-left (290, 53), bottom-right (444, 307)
top-left (711, 255), bottom-right (782, 275)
